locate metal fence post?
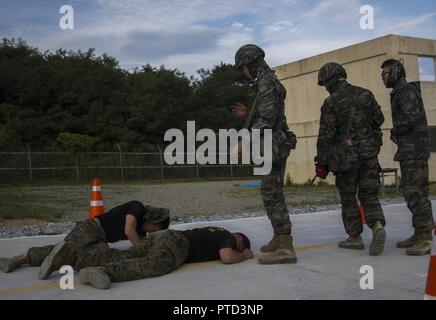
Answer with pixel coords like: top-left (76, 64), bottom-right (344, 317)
top-left (26, 144), bottom-right (33, 180)
top-left (195, 162), bottom-right (200, 180)
top-left (76, 154), bottom-right (80, 181)
top-left (117, 144), bottom-right (125, 182)
top-left (157, 145), bottom-right (164, 184)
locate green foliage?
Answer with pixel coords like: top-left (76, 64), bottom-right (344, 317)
top-left (56, 132), bottom-right (101, 153)
top-left (0, 38), bottom-right (254, 148)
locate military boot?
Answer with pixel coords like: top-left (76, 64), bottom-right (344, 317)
top-left (396, 231), bottom-right (421, 248)
top-left (406, 232), bottom-right (433, 256)
top-left (39, 241), bottom-right (76, 280)
top-left (258, 235), bottom-right (297, 264)
top-left (260, 235), bottom-right (280, 253)
top-left (369, 221), bottom-right (386, 256)
top-left (79, 267), bottom-right (111, 290)
top-left (338, 235), bottom-right (364, 250)
top-left (0, 254), bottom-right (29, 273)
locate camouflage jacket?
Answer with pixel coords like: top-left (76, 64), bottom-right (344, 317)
top-left (249, 66), bottom-right (292, 161)
top-left (315, 81), bottom-right (384, 167)
top-left (390, 78), bottom-right (430, 161)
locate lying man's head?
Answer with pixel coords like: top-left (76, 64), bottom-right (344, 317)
top-left (142, 217), bottom-right (171, 233)
top-left (233, 232), bottom-right (251, 253)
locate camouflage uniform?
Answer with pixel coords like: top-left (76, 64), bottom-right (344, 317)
top-left (25, 205), bottom-right (170, 268)
top-left (316, 76), bottom-right (386, 236)
top-left (390, 78), bottom-right (434, 232)
top-left (96, 229), bottom-right (189, 282)
top-left (250, 62), bottom-right (292, 235)
top-left (234, 44), bottom-right (296, 263)
top-left (27, 219), bottom-right (122, 269)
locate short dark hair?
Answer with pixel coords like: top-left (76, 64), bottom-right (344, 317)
top-left (235, 232), bottom-right (251, 250)
top-left (157, 217), bottom-right (170, 230)
top-left (381, 59), bottom-right (398, 69)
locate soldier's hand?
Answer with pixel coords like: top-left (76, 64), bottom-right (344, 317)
top-left (242, 249), bottom-right (254, 259)
top-left (231, 102), bottom-right (248, 117)
top-left (315, 163), bottom-right (329, 179)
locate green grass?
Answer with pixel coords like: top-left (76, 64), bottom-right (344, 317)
top-left (0, 185), bottom-right (89, 221)
top-left (0, 195), bottom-right (64, 221)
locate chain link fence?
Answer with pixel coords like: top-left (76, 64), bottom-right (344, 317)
top-left (0, 144), bottom-right (255, 182)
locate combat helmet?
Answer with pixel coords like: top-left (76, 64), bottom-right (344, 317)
top-left (235, 44), bottom-right (265, 68)
top-left (383, 59), bottom-right (406, 87)
top-left (318, 62), bottom-right (347, 86)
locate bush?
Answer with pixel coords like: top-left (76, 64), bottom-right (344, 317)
top-left (56, 132), bottom-right (101, 153)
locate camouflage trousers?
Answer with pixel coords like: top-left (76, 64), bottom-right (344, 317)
top-left (26, 219), bottom-right (133, 269)
top-left (335, 157), bottom-right (386, 236)
top-left (261, 158), bottom-right (292, 235)
top-left (400, 159), bottom-right (435, 232)
top-left (97, 229), bottom-right (190, 283)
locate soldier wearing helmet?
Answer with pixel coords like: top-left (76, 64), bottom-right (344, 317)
top-left (381, 59), bottom-right (434, 256)
top-left (317, 62), bottom-right (348, 93)
top-left (315, 62), bottom-right (387, 256)
top-left (231, 44), bottom-right (297, 265)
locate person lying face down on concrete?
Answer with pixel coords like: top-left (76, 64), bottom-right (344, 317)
top-left (41, 226), bottom-right (252, 289)
top-left (0, 201), bottom-right (170, 276)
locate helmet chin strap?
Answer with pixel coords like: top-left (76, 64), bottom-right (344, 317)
top-left (235, 64), bottom-right (258, 86)
top-left (248, 64), bottom-right (259, 81)
top-left (234, 59), bottom-right (268, 86)
top-left (325, 77), bottom-right (346, 94)
top-left (387, 75), bottom-right (404, 88)
top-left (233, 78), bottom-right (255, 86)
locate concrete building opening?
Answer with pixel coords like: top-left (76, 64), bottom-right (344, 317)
top-left (418, 56), bottom-right (435, 81)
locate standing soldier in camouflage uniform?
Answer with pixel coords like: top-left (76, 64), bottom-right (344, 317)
top-left (0, 201), bottom-right (170, 277)
top-left (231, 44), bottom-right (297, 264)
top-left (315, 62), bottom-right (387, 256)
top-left (381, 59), bottom-right (435, 255)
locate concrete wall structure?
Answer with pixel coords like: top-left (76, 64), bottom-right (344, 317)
top-left (274, 34), bottom-right (436, 184)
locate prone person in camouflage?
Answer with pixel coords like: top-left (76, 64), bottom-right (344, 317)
top-left (62, 227), bottom-right (251, 290)
top-left (381, 59), bottom-right (435, 256)
top-left (0, 201), bottom-right (170, 277)
top-left (315, 62), bottom-right (387, 256)
top-left (231, 44), bottom-right (297, 264)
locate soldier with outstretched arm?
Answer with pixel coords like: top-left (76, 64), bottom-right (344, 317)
top-left (231, 44), bottom-right (297, 264)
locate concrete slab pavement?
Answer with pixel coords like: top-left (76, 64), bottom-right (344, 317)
top-left (0, 202), bottom-right (434, 300)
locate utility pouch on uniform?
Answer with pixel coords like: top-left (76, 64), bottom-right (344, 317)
top-left (284, 130), bottom-right (297, 150)
top-left (328, 138), bottom-right (359, 173)
top-left (271, 130), bottom-right (297, 162)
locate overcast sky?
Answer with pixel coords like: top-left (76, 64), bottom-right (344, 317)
top-left (1, 0), bottom-right (435, 76)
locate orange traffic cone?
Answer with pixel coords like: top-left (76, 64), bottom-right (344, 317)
top-left (88, 178), bottom-right (105, 218)
top-left (356, 197), bottom-right (366, 225)
top-left (424, 228), bottom-right (436, 300)
top-left (359, 204), bottom-right (366, 225)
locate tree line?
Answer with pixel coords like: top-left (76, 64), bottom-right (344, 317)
top-left (0, 38), bottom-right (254, 152)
